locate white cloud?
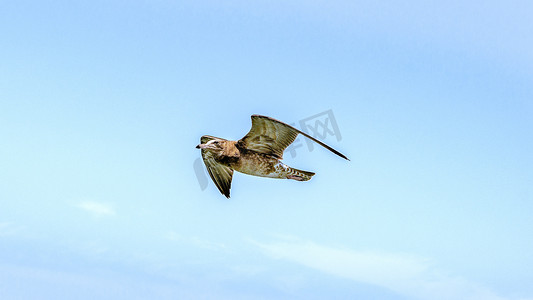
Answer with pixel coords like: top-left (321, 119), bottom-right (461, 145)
top-left (77, 201), bottom-right (115, 216)
top-left (0, 222), bottom-right (23, 237)
top-left (253, 237), bottom-right (510, 300)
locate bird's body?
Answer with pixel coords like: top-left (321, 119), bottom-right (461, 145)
top-left (209, 140), bottom-right (314, 180)
top-left (196, 115), bottom-right (348, 198)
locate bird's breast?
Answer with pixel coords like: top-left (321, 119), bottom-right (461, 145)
top-left (232, 152), bottom-right (281, 178)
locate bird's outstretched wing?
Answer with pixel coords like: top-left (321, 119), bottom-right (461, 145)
top-left (238, 115), bottom-right (349, 160)
top-left (200, 135), bottom-right (233, 198)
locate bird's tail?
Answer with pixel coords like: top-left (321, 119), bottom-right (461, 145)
top-left (286, 167), bottom-right (315, 181)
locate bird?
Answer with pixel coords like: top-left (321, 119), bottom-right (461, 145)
top-left (196, 114), bottom-right (349, 198)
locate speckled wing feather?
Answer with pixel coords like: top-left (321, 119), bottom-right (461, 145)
top-left (200, 135), bottom-right (233, 198)
top-left (239, 115), bottom-right (349, 160)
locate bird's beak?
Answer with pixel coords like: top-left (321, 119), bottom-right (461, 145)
top-left (196, 144), bottom-right (205, 149)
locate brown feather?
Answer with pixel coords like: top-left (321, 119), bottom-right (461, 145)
top-left (239, 115), bottom-right (349, 160)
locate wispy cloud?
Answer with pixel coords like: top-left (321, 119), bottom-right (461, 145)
top-left (0, 222), bottom-right (23, 237)
top-left (77, 201), bottom-right (115, 216)
top-left (253, 237), bottom-right (509, 300)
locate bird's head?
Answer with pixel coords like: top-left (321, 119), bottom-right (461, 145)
top-left (196, 139), bottom-right (226, 153)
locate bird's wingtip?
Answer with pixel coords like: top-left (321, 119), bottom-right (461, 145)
top-left (336, 152), bottom-right (350, 161)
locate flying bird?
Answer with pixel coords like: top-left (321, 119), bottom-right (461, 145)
top-left (196, 115), bottom-right (349, 198)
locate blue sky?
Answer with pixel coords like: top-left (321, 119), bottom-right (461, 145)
top-left (1, 1), bottom-right (532, 299)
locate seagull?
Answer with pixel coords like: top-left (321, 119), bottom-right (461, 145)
top-left (196, 114), bottom-right (349, 198)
